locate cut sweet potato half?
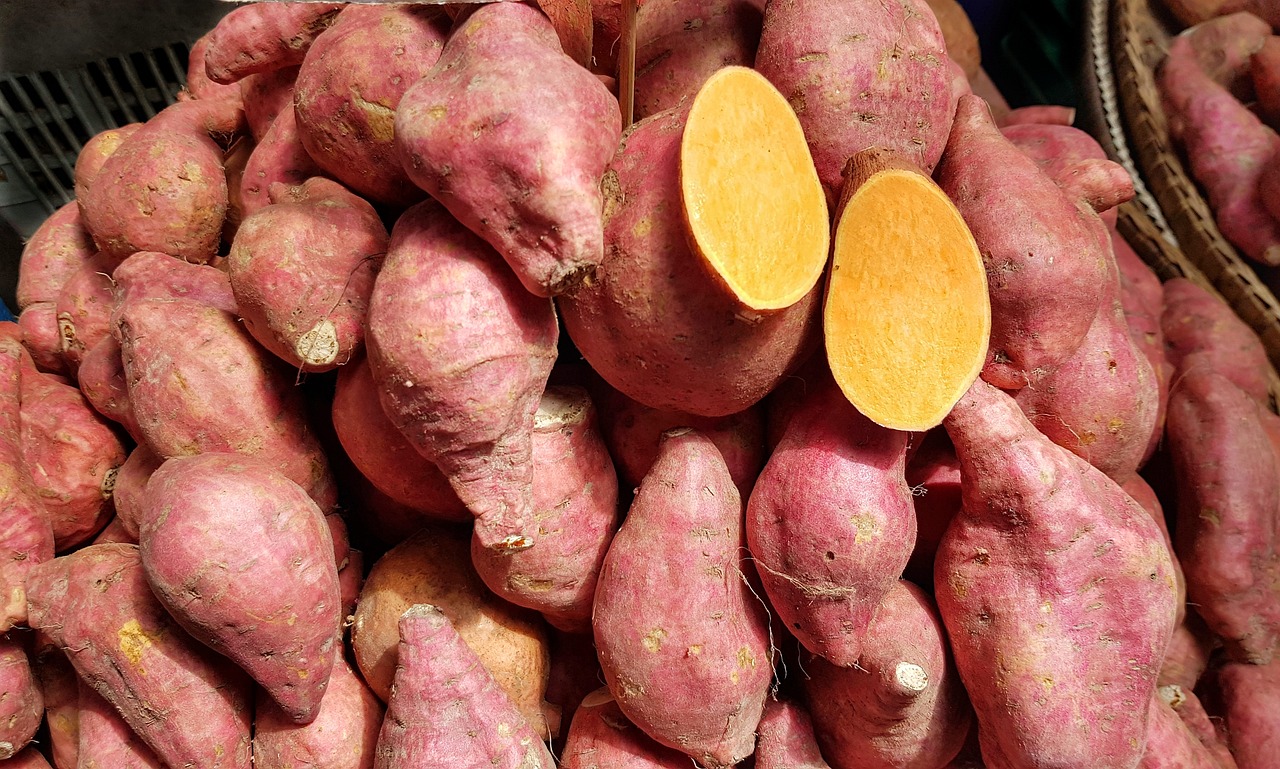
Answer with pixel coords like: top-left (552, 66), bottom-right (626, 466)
top-left (825, 148), bottom-right (990, 431)
top-left (680, 65), bottom-right (829, 311)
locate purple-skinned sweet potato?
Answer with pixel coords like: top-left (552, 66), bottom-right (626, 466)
top-left (1217, 660), bottom-right (1280, 769)
top-left (755, 698), bottom-right (832, 769)
top-left (593, 429), bottom-right (772, 768)
top-left (331, 355), bottom-right (468, 522)
top-left (53, 251), bottom-right (119, 372)
top-left (73, 125), bottom-right (143, 206)
top-left (76, 336), bottom-right (140, 440)
top-left (139, 453), bottom-right (341, 724)
top-left (80, 97), bottom-right (245, 263)
top-left (561, 689), bottom-right (690, 769)
top-left (936, 378), bottom-right (1178, 769)
top-left (367, 201), bottom-right (558, 553)
top-left (559, 107), bottom-right (820, 417)
top-left (253, 654), bottom-right (383, 769)
top-left (241, 104), bottom-right (324, 218)
top-left (373, 604), bottom-right (556, 769)
top-left (17, 202), bottom-right (95, 311)
top-left (31, 634), bottom-right (79, 769)
top-left (115, 297), bottom-right (336, 511)
top-left (239, 65), bottom-right (297, 141)
top-left (1163, 13), bottom-right (1271, 125)
top-left (803, 581), bottom-right (973, 769)
top-left (0, 339), bottom-right (55, 630)
top-left (1161, 278), bottom-right (1271, 404)
top-left (18, 303), bottom-right (66, 374)
top-left (293, 5), bottom-right (447, 207)
top-left (26, 544), bottom-right (253, 769)
top-left (395, 2), bottom-right (621, 297)
top-left (471, 386), bottom-right (619, 633)
top-left (1166, 367), bottom-right (1280, 663)
top-left (753, 0), bottom-right (951, 200)
top-left (19, 369), bottom-right (125, 550)
top-left (0, 637), bottom-right (42, 760)
top-left (229, 176), bottom-right (384, 371)
top-left (76, 681), bottom-right (163, 769)
top-left (935, 95), bottom-right (1110, 390)
top-left (746, 381), bottom-right (915, 666)
top-left (202, 3), bottom-right (343, 84)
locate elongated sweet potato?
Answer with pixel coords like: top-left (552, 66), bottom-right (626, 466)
top-left (18, 303), bottom-right (67, 375)
top-left (396, 2), bottom-right (621, 297)
top-left (293, 5), bottom-right (447, 207)
top-left (1164, 13), bottom-right (1271, 116)
top-left (31, 635), bottom-right (79, 769)
top-left (1161, 278), bottom-right (1271, 404)
top-left (26, 544), bottom-right (253, 769)
top-left (560, 107), bottom-right (820, 417)
top-left (471, 386), bottom-right (619, 633)
top-left (747, 382), bottom-right (915, 666)
top-left (240, 104), bottom-right (324, 218)
top-left (74, 125), bottom-right (143, 205)
top-left (561, 689), bottom-right (690, 769)
top-left (187, 32), bottom-right (244, 103)
top-left (754, 0), bottom-right (951, 199)
top-left (19, 369), bottom-right (124, 550)
top-left (229, 176), bottom-right (384, 371)
top-left (1254, 36), bottom-right (1280, 130)
top-left (76, 336), bottom-right (140, 440)
top-left (1217, 660), bottom-right (1280, 769)
top-left (1002, 123), bottom-right (1134, 224)
top-left (203, 3), bottom-right (342, 84)
top-left (935, 95), bottom-right (1110, 389)
top-left (351, 526), bottom-right (553, 738)
top-left (937, 379), bottom-right (1178, 769)
top-left (0, 637), bottom-right (42, 760)
top-left (374, 605), bottom-right (556, 769)
top-left (116, 297), bottom-right (336, 511)
top-left (76, 681), bottom-right (163, 769)
top-left (253, 654), bottom-right (383, 769)
top-left (110, 250), bottom-right (237, 323)
top-left (594, 429), bottom-right (771, 768)
top-left (17, 202), bottom-right (95, 310)
top-left (367, 201), bottom-right (558, 553)
top-left (240, 65), bottom-right (298, 142)
top-left (140, 453), bottom-right (341, 724)
top-left (804, 581), bottom-right (973, 769)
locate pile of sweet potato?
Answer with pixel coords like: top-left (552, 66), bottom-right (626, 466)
top-left (2, 1), bottom-right (1278, 768)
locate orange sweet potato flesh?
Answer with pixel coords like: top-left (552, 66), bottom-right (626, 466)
top-left (826, 149), bottom-right (989, 430)
top-left (680, 66), bottom-right (828, 311)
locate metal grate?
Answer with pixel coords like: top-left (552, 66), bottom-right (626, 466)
top-left (0, 41), bottom-right (191, 237)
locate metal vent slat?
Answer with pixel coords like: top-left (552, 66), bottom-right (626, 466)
top-left (118, 55), bottom-right (159, 119)
top-left (163, 44), bottom-right (189, 90)
top-left (91, 59), bottom-right (143, 124)
top-left (0, 87), bottom-right (71, 207)
top-left (53, 70), bottom-right (107, 138)
top-left (141, 50), bottom-right (178, 106)
top-left (74, 69), bottom-right (116, 130)
top-left (6, 76), bottom-right (78, 196)
top-left (0, 121), bottom-right (61, 212)
top-left (28, 74), bottom-right (88, 161)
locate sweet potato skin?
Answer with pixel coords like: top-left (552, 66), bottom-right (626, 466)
top-left (1002, 123), bottom-right (1134, 223)
top-left (253, 654), bottom-right (383, 769)
top-left (110, 444), bottom-right (161, 540)
top-left (754, 0), bottom-right (952, 198)
top-left (110, 250), bottom-right (238, 325)
top-left (17, 202), bottom-right (95, 310)
top-left (187, 31), bottom-right (245, 102)
top-left (1254, 36), bottom-right (1280, 130)
top-left (30, 635), bottom-right (79, 769)
top-left (367, 201), bottom-right (558, 552)
top-left (937, 379), bottom-right (1178, 769)
top-left (203, 3), bottom-right (343, 84)
top-left (1137, 693), bottom-right (1223, 769)
top-left (240, 66), bottom-right (297, 142)
top-left (755, 698), bottom-right (832, 769)
top-left (140, 453), bottom-right (341, 724)
top-left (18, 303), bottom-right (68, 375)
top-left (559, 107), bottom-right (821, 417)
top-left (904, 430), bottom-right (962, 586)
top-left (0, 637), bottom-right (43, 760)
top-left (54, 251), bottom-right (120, 372)
top-left (76, 681), bottom-right (163, 769)
top-left (593, 430), bottom-right (772, 768)
top-left (229, 176), bottom-right (385, 371)
top-left (1161, 278), bottom-right (1271, 404)
top-left (396, 2), bottom-right (621, 297)
top-left (26, 544), bottom-right (254, 769)
top-left (73, 125), bottom-right (143, 207)
top-left (1217, 660), bottom-right (1280, 769)
top-left (561, 689), bottom-right (690, 769)
top-left (76, 336), bottom-right (140, 440)
top-left (240, 104), bottom-right (324, 218)
top-left (6, 749), bottom-right (52, 769)
top-left (373, 605), bottom-right (556, 769)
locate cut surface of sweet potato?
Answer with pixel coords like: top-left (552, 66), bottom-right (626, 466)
top-left (825, 149), bottom-right (990, 431)
top-left (680, 65), bottom-right (829, 310)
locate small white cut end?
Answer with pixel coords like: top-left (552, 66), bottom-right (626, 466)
top-left (295, 319), bottom-right (339, 366)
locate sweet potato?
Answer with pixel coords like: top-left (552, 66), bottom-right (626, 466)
top-left (115, 297), bottom-right (336, 511)
top-left (1001, 123), bottom-right (1135, 223)
top-left (594, 429), bottom-right (771, 768)
top-left (253, 654), bottom-right (383, 769)
top-left (221, 134), bottom-right (254, 243)
top-left (187, 31), bottom-right (245, 102)
top-left (0, 637), bottom-right (42, 760)
top-left (26, 544), bottom-right (253, 769)
top-left (1124, 474), bottom-right (1187, 624)
top-left (1161, 278), bottom-right (1272, 404)
top-left (1254, 36), bottom-right (1280, 130)
top-left (53, 251), bottom-right (119, 372)
top-left (926, 0), bottom-right (980, 79)
top-left (396, 2), bottom-right (620, 297)
top-left (229, 176), bottom-right (384, 371)
top-left (1217, 660), bottom-right (1280, 769)
top-left (110, 250), bottom-right (237, 322)
top-left (804, 581), bottom-right (973, 769)
top-left (1165, 13), bottom-right (1271, 109)
top-left (73, 125), bottom-right (142, 205)
top-left (240, 104), bottom-right (324, 218)
top-left (18, 303), bottom-right (66, 374)
top-left (81, 97), bottom-right (244, 263)
top-left (90, 517), bottom-right (135, 546)
top-left (1137, 693), bottom-right (1225, 769)
top-left (559, 107), bottom-right (820, 417)
top-left (471, 386), bottom-right (619, 633)
top-left (202, 3), bottom-right (343, 84)
top-left (293, 6), bottom-right (447, 207)
top-left (937, 379), bottom-right (1178, 769)
top-left (1159, 685), bottom-right (1238, 769)
top-left (747, 381), bottom-right (915, 666)
top-left (754, 0), bottom-right (951, 199)
top-left (367, 201), bottom-right (558, 553)
top-left (239, 65), bottom-right (298, 141)
top-left (1159, 613), bottom-right (1215, 689)
top-left (561, 689), bottom-right (690, 769)
top-left (350, 526), bottom-right (553, 738)
top-left (1159, 0), bottom-right (1280, 32)
top-left (31, 635), bottom-right (79, 769)
top-left (76, 336), bottom-right (139, 440)
top-left (545, 629), bottom-right (605, 753)
top-left (374, 605), bottom-right (555, 769)
top-left (935, 96), bottom-right (1110, 389)
top-left (6, 749), bottom-right (52, 769)
top-left (904, 430), bottom-right (962, 585)
top-left (755, 698), bottom-right (832, 769)
top-left (338, 548), bottom-right (363, 622)
top-left (17, 202), bottom-right (95, 310)
top-left (0, 339), bottom-right (55, 630)
top-left (19, 369), bottom-right (124, 550)
top-left (76, 681), bottom-right (163, 769)
top-left (110, 445), bottom-right (160, 541)
top-left (1166, 367), bottom-right (1280, 663)
top-left (140, 453), bottom-right (341, 724)
top-left (1114, 226), bottom-right (1165, 320)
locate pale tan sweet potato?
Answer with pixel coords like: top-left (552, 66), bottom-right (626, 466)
top-left (350, 526), bottom-right (553, 738)
top-left (561, 689), bottom-right (690, 769)
top-left (26, 544), bottom-right (254, 769)
top-left (367, 201), bottom-right (558, 553)
top-left (755, 698), bottom-right (832, 769)
top-left (253, 654), bottom-right (383, 769)
top-left (395, 2), bottom-right (621, 297)
top-left (76, 681), bottom-right (163, 769)
top-left (17, 202), bottom-right (95, 311)
top-left (593, 429), bottom-right (772, 768)
top-left (202, 3), bottom-right (343, 84)
top-left (240, 104), bottom-right (324, 218)
top-left (0, 637), bottom-right (42, 760)
top-left (73, 125), bottom-right (142, 206)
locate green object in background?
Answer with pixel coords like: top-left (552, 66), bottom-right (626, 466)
top-left (989, 0), bottom-right (1084, 108)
